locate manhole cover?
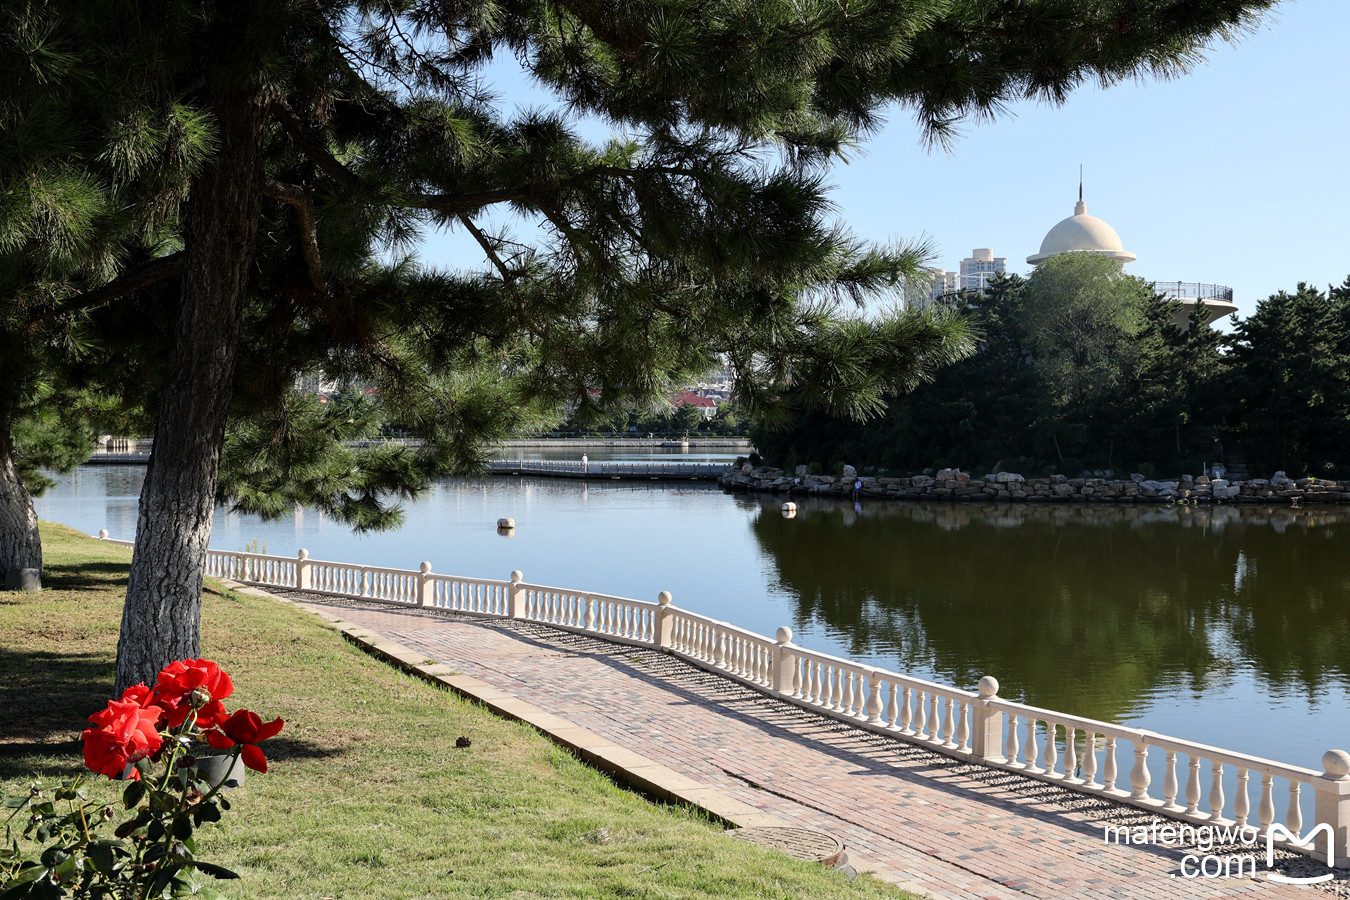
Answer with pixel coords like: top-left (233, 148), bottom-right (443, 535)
top-left (727, 826), bottom-right (846, 868)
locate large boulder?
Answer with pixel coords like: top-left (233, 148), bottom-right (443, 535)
top-left (841, 464), bottom-right (858, 479)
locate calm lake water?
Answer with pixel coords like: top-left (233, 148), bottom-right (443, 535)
top-left (36, 464), bottom-right (1350, 778)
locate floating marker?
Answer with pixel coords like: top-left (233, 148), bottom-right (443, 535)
top-left (497, 517), bottom-right (515, 529)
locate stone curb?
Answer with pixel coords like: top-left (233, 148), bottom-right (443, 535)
top-left (218, 578), bottom-right (796, 834)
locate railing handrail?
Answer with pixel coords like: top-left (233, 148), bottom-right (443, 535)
top-left (92, 528), bottom-right (1350, 865)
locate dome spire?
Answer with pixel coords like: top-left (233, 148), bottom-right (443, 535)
top-left (1075, 165), bottom-right (1086, 215)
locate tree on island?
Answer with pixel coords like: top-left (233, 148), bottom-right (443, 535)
top-left (749, 258), bottom-right (1233, 476)
top-left (1019, 252), bottom-right (1155, 470)
top-left (0, 0), bottom-right (1280, 691)
top-left (1224, 279), bottom-right (1350, 475)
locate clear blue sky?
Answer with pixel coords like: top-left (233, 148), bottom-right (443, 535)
top-left (421, 0), bottom-right (1348, 318)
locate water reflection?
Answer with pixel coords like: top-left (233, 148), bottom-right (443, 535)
top-left (749, 498), bottom-right (1350, 725)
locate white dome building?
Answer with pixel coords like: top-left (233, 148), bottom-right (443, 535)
top-left (1026, 194), bottom-right (1136, 266)
top-left (1027, 188), bottom-right (1237, 328)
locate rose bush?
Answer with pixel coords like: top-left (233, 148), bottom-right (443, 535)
top-left (1, 658), bottom-right (282, 899)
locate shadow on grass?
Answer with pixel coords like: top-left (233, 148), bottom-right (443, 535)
top-left (0, 738), bottom-right (343, 784)
top-left (0, 647), bottom-right (112, 781)
top-left (0, 741), bottom-right (86, 781)
top-left (0, 648), bottom-right (114, 743)
top-left (39, 562), bottom-right (131, 593)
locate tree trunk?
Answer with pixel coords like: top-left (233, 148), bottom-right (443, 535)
top-left (115, 83), bottom-right (267, 693)
top-left (0, 439), bottom-right (42, 592)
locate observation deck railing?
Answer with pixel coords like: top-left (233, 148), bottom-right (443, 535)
top-left (1152, 282), bottom-right (1234, 302)
top-left (95, 530), bottom-right (1350, 867)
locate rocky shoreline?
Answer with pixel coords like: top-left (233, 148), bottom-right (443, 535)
top-left (719, 465), bottom-right (1349, 504)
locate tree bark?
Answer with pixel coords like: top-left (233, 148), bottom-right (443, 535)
top-left (0, 439), bottom-right (42, 592)
top-left (115, 83), bottom-right (268, 693)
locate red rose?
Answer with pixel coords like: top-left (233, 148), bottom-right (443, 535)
top-left (119, 683), bottom-right (155, 706)
top-left (205, 710), bottom-right (284, 773)
top-left (82, 698), bottom-right (164, 780)
top-left (154, 659), bottom-right (234, 728)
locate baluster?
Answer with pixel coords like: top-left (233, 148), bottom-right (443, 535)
top-left (942, 697), bottom-right (956, 747)
top-left (1063, 727), bottom-right (1078, 782)
top-left (866, 678), bottom-right (883, 724)
top-left (1006, 714), bottom-right (1021, 766)
top-left (1209, 762), bottom-right (1226, 822)
top-left (1043, 722), bottom-right (1059, 776)
top-left (913, 691), bottom-right (928, 737)
top-left (1286, 783), bottom-right (1302, 836)
top-left (1083, 733), bottom-right (1098, 788)
top-left (584, 596), bottom-right (595, 630)
top-left (1258, 774), bottom-right (1275, 836)
top-left (832, 667), bottom-right (846, 712)
top-left (885, 683), bottom-right (899, 729)
top-left (1025, 718), bottom-right (1042, 773)
top-left (1185, 756), bottom-right (1202, 816)
top-left (791, 656), bottom-right (802, 698)
top-left (1163, 750), bottom-right (1180, 810)
top-left (1103, 737), bottom-right (1118, 792)
top-left (899, 687), bottom-right (913, 734)
top-left (714, 628), bottom-right (726, 668)
top-left (1130, 742), bottom-right (1152, 801)
top-left (928, 694), bottom-right (941, 742)
top-left (1234, 768), bottom-right (1250, 827)
top-left (842, 671), bottom-right (856, 716)
top-left (956, 701), bottom-right (970, 752)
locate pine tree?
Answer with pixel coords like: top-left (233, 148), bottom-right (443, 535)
top-left (1225, 280), bottom-right (1350, 475)
top-left (1, 0), bottom-right (1279, 688)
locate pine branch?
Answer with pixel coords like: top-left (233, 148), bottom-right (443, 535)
top-left (264, 176), bottom-right (331, 299)
top-left (456, 214), bottom-right (515, 283)
top-left (27, 253), bottom-right (185, 325)
top-left (271, 97), bottom-right (360, 192)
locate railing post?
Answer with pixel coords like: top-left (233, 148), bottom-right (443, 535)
top-left (970, 675), bottom-right (1005, 763)
top-left (652, 591), bottom-right (675, 648)
top-left (418, 561), bottom-right (434, 607)
top-left (772, 626), bottom-right (796, 696)
top-left (1130, 735), bottom-right (1152, 800)
top-left (509, 570), bottom-right (527, 619)
top-left (1313, 749), bottom-right (1350, 867)
top-left (296, 549), bottom-right (312, 590)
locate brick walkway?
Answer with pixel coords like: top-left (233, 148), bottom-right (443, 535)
top-left (293, 598), bottom-right (1331, 900)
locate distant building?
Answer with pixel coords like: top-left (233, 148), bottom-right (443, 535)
top-left (917, 249), bottom-right (1006, 306)
top-left (958, 248), bottom-right (1007, 293)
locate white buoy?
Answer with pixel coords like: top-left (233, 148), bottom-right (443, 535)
top-left (497, 517), bottom-right (515, 529)
top-left (781, 502), bottom-right (797, 512)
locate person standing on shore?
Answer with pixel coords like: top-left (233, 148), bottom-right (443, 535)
top-left (581, 454), bottom-right (588, 474)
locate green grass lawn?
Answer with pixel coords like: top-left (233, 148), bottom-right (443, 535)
top-left (1, 523), bottom-right (918, 899)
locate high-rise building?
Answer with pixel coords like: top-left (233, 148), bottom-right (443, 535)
top-left (958, 248), bottom-right (1006, 293)
top-left (917, 249), bottom-right (1005, 306)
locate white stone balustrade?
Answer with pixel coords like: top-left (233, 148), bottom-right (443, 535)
top-left (94, 529), bottom-right (1350, 866)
